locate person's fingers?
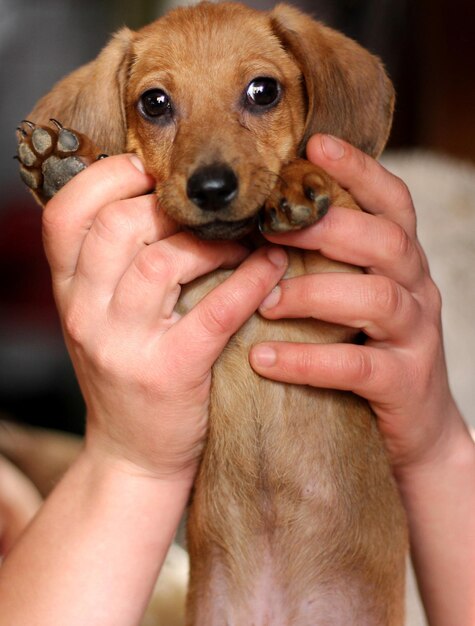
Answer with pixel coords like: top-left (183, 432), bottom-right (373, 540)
top-left (108, 233), bottom-right (250, 326)
top-left (264, 206), bottom-right (425, 291)
top-left (258, 273), bottom-right (420, 342)
top-left (306, 134), bottom-right (417, 237)
top-left (164, 246), bottom-right (289, 376)
top-left (249, 341), bottom-right (403, 403)
top-left (74, 194), bottom-right (177, 297)
top-left (42, 154), bottom-right (155, 285)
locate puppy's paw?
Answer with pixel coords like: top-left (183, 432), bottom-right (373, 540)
top-left (16, 120), bottom-right (106, 205)
top-left (260, 159), bottom-right (334, 233)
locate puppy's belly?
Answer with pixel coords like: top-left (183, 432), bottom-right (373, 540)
top-left (182, 261), bottom-right (407, 625)
top-left (187, 332), bottom-right (405, 623)
top-left (195, 542), bottom-right (384, 626)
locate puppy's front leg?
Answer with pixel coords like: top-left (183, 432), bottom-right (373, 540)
top-left (260, 159), bottom-right (358, 233)
top-left (16, 120), bottom-right (106, 206)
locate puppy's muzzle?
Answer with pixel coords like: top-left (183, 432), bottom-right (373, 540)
top-left (186, 162), bottom-right (256, 240)
top-left (187, 163), bottom-right (238, 212)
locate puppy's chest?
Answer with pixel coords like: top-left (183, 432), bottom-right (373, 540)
top-left (178, 248), bottom-right (358, 347)
top-left (179, 250), bottom-right (369, 492)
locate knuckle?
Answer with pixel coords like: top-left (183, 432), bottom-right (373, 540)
top-left (94, 202), bottom-right (132, 240)
top-left (372, 277), bottom-right (404, 318)
top-left (390, 175), bottom-right (412, 207)
top-left (134, 245), bottom-right (175, 284)
top-left (421, 321), bottom-right (443, 360)
top-left (349, 347), bottom-right (375, 385)
top-left (389, 176), bottom-right (417, 231)
top-left (88, 340), bottom-right (132, 383)
top-left (88, 342), bottom-right (112, 376)
top-left (293, 346), bottom-right (316, 378)
top-left (246, 271), bottom-right (274, 298)
top-left (197, 295), bottom-right (235, 337)
top-left (233, 266), bottom-right (274, 307)
top-left (413, 277), bottom-right (443, 323)
top-left (63, 305), bottom-right (86, 345)
top-left (385, 221), bottom-right (412, 261)
top-left (42, 200), bottom-right (67, 238)
top-left (292, 278), bottom-right (314, 311)
top-left (425, 280), bottom-right (442, 315)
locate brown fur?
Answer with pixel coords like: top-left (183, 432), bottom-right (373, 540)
top-left (23, 3), bottom-right (407, 624)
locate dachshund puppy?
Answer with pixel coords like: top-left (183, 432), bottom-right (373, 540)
top-left (16, 3), bottom-right (407, 624)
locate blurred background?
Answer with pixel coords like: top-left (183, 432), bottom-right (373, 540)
top-left (1, 0), bottom-right (474, 436)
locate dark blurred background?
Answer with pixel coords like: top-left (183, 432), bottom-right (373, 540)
top-left (1, 0), bottom-right (474, 435)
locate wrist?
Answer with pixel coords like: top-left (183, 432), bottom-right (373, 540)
top-left (394, 402), bottom-right (475, 490)
top-left (391, 407), bottom-right (475, 626)
top-left (79, 442), bottom-right (197, 493)
top-left (0, 438), bottom-right (193, 626)
top-left (67, 447), bottom-right (193, 562)
top-left (83, 421), bottom-right (201, 485)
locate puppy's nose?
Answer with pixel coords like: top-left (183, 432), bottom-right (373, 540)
top-left (187, 164), bottom-right (238, 211)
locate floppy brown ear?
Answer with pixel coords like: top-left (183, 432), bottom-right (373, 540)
top-left (28, 28), bottom-right (134, 155)
top-left (270, 4), bottom-right (395, 158)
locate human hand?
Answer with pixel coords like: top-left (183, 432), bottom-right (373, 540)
top-left (43, 155), bottom-right (288, 481)
top-left (250, 134), bottom-right (469, 473)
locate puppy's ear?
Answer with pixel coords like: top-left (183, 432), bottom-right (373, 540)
top-left (270, 4), bottom-right (394, 158)
top-left (28, 28), bottom-right (134, 155)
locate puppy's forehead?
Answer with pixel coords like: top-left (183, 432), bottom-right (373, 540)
top-left (129, 4), bottom-right (295, 92)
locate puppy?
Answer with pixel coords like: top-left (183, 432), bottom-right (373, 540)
top-left (16, 3), bottom-right (408, 624)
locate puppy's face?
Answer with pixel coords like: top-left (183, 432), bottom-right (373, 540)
top-left (126, 4), bottom-right (306, 239)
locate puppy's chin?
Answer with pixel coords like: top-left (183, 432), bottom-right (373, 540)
top-left (187, 216), bottom-right (256, 240)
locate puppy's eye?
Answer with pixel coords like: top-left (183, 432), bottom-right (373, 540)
top-left (245, 77), bottom-right (281, 110)
top-left (140, 89), bottom-right (172, 119)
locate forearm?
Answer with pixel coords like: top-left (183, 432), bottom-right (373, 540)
top-left (0, 446), bottom-right (192, 626)
top-left (395, 405), bottom-right (475, 626)
top-left (0, 455), bottom-right (42, 555)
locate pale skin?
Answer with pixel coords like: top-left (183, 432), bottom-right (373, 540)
top-left (0, 154), bottom-right (289, 625)
top-left (0, 135), bottom-right (473, 625)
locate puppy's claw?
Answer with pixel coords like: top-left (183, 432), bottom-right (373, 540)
top-left (49, 118), bottom-right (63, 130)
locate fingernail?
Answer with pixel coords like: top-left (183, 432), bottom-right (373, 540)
top-left (251, 345), bottom-right (277, 367)
top-left (267, 247), bottom-right (288, 268)
top-left (259, 285), bottom-right (281, 311)
top-left (321, 135), bottom-right (345, 160)
top-left (129, 154), bottom-right (146, 174)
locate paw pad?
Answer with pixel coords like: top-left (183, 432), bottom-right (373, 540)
top-left (260, 161), bottom-right (333, 234)
top-left (16, 119), bottom-right (105, 204)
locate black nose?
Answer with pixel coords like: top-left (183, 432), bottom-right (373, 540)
top-left (187, 163), bottom-right (238, 211)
